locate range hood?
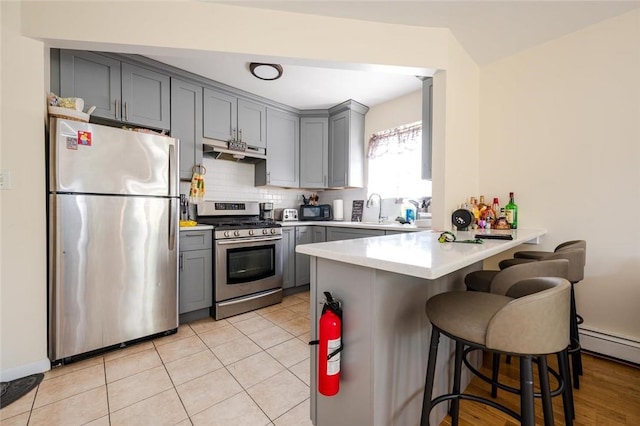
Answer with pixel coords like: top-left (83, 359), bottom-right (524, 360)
top-left (203, 138), bottom-right (266, 164)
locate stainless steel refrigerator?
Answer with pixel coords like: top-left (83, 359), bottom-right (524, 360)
top-left (47, 118), bottom-right (179, 362)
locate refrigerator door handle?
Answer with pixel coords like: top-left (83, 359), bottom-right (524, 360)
top-left (168, 143), bottom-right (177, 196)
top-left (169, 197), bottom-right (177, 251)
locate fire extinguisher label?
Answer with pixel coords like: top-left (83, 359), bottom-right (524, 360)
top-left (327, 338), bottom-right (341, 376)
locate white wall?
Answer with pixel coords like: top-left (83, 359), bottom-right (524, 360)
top-left (480, 10), bottom-right (640, 358)
top-left (0, 2), bottom-right (50, 381)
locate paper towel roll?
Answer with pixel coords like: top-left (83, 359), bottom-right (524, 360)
top-left (333, 199), bottom-right (344, 221)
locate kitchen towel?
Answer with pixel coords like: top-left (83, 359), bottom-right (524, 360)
top-left (189, 172), bottom-right (205, 204)
top-left (333, 199), bottom-right (344, 221)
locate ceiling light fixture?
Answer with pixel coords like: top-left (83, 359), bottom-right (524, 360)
top-left (249, 62), bottom-right (283, 81)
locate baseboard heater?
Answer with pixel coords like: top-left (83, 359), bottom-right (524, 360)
top-left (579, 327), bottom-right (640, 365)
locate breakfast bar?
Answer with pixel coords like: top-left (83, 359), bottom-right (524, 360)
top-left (296, 228), bottom-right (546, 426)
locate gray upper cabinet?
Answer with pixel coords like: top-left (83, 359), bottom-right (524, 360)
top-left (171, 78), bottom-right (203, 181)
top-left (203, 88), bottom-right (237, 142)
top-left (421, 77), bottom-right (433, 180)
top-left (238, 99), bottom-right (267, 148)
top-left (203, 88), bottom-right (266, 148)
top-left (328, 100), bottom-right (369, 188)
top-left (256, 108), bottom-right (299, 187)
top-left (299, 114), bottom-right (329, 189)
top-left (59, 50), bottom-right (170, 130)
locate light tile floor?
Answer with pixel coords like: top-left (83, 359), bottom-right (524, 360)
top-left (0, 292), bottom-right (313, 426)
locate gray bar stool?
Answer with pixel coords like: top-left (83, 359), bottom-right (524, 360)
top-left (463, 260), bottom-right (575, 423)
top-left (498, 245), bottom-right (586, 389)
top-left (421, 277), bottom-right (571, 426)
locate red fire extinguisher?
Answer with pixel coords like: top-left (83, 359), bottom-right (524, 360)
top-left (316, 291), bottom-right (343, 396)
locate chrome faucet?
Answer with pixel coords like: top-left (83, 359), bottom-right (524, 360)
top-left (366, 193), bottom-right (385, 223)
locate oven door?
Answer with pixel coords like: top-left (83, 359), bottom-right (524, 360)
top-left (215, 236), bottom-right (283, 302)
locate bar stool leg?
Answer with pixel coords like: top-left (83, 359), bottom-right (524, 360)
top-left (491, 353), bottom-right (501, 398)
top-left (421, 329), bottom-right (440, 426)
top-left (451, 341), bottom-right (464, 426)
top-left (520, 356), bottom-right (536, 426)
top-left (537, 356), bottom-right (554, 426)
top-left (570, 285), bottom-right (582, 389)
top-left (571, 284), bottom-right (584, 377)
top-left (558, 349), bottom-right (575, 422)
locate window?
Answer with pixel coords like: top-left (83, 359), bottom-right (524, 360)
top-left (367, 122), bottom-right (432, 199)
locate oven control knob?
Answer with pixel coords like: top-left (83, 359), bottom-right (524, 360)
top-left (262, 229), bottom-right (268, 235)
top-left (249, 230), bottom-right (255, 236)
top-left (270, 228), bottom-right (276, 235)
top-left (224, 231), bottom-right (230, 238)
top-left (234, 230), bottom-right (241, 237)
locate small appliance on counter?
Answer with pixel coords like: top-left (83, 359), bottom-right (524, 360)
top-left (332, 199), bottom-right (344, 221)
top-left (259, 202), bottom-right (275, 221)
top-left (275, 208), bottom-right (298, 222)
top-left (299, 203), bottom-right (332, 221)
top-left (452, 208), bottom-right (474, 231)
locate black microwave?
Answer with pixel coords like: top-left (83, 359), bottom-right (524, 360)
top-left (299, 204), bottom-right (332, 221)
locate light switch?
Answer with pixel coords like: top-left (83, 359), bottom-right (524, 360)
top-left (0, 170), bottom-right (12, 190)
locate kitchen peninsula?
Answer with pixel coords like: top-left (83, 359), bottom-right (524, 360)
top-left (296, 228), bottom-right (546, 426)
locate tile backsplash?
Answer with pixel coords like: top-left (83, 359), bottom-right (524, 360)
top-left (179, 157), bottom-right (430, 222)
top-left (179, 157), bottom-right (305, 209)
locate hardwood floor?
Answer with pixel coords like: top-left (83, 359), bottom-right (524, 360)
top-left (439, 352), bottom-right (640, 425)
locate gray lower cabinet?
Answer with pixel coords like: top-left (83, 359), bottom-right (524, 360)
top-left (328, 100), bottom-right (369, 188)
top-left (179, 230), bottom-right (213, 314)
top-left (313, 226), bottom-right (326, 243)
top-left (295, 226), bottom-right (313, 286)
top-left (203, 88), bottom-right (266, 149)
top-left (300, 114), bottom-right (329, 189)
top-left (256, 108), bottom-right (299, 187)
top-left (59, 50), bottom-right (170, 130)
top-left (171, 78), bottom-right (203, 180)
top-left (326, 227), bottom-right (385, 241)
top-left (282, 228), bottom-right (296, 289)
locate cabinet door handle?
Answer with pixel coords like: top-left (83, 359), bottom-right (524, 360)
top-left (239, 129), bottom-right (243, 142)
top-left (179, 253), bottom-right (183, 271)
top-left (115, 100), bottom-right (119, 119)
top-left (324, 175), bottom-right (327, 186)
top-left (267, 171), bottom-right (270, 184)
top-left (232, 128), bottom-right (237, 142)
top-left (124, 102), bottom-right (129, 121)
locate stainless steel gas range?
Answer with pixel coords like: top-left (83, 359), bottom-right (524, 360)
top-left (197, 201), bottom-right (283, 320)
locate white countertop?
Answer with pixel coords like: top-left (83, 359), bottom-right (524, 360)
top-left (179, 225), bottom-right (214, 231)
top-left (278, 220), bottom-right (426, 232)
top-left (295, 228), bottom-right (546, 280)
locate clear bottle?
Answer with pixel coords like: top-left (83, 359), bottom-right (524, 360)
top-left (505, 192), bottom-right (518, 229)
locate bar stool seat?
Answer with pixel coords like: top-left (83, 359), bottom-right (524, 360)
top-left (514, 240), bottom-right (586, 260)
top-left (421, 277), bottom-right (571, 426)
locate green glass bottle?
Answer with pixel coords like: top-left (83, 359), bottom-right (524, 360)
top-left (505, 192), bottom-right (518, 229)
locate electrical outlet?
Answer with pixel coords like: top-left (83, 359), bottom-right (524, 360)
top-left (0, 170), bottom-right (11, 190)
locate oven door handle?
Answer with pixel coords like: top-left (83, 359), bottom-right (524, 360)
top-left (217, 288), bottom-right (283, 307)
top-left (216, 236), bottom-right (282, 245)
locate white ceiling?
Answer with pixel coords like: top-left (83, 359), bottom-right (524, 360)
top-left (99, 1), bottom-right (640, 110)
